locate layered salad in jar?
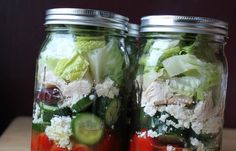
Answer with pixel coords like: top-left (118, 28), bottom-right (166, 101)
top-left (131, 34), bottom-right (226, 151)
top-left (31, 33), bottom-right (127, 151)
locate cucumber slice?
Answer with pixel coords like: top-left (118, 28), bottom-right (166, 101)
top-left (95, 98), bottom-right (121, 126)
top-left (105, 99), bottom-right (121, 126)
top-left (32, 122), bottom-right (50, 132)
top-left (72, 95), bottom-right (95, 112)
top-left (72, 113), bottom-right (104, 145)
top-left (39, 102), bottom-right (72, 122)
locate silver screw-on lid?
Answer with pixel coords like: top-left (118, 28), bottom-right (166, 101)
top-left (128, 23), bottom-right (139, 37)
top-left (45, 8), bottom-right (129, 31)
top-left (141, 15), bottom-right (228, 36)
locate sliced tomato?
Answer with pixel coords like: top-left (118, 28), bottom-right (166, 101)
top-left (72, 144), bottom-right (90, 151)
top-left (38, 133), bottom-right (54, 151)
top-left (50, 144), bottom-right (69, 151)
top-left (129, 130), bottom-right (154, 151)
top-left (31, 131), bottom-right (40, 151)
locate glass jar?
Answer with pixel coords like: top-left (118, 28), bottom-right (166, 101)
top-left (126, 23), bottom-right (140, 77)
top-left (31, 8), bottom-right (129, 151)
top-left (125, 23), bottom-right (140, 139)
top-left (130, 16), bottom-right (228, 151)
top-left (125, 23), bottom-right (140, 111)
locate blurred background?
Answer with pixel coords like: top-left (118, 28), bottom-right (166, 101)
top-left (0, 0), bottom-right (235, 135)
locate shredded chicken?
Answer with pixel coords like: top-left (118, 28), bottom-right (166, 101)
top-left (142, 81), bottom-right (193, 107)
top-left (41, 70), bottom-right (66, 90)
top-left (154, 95), bottom-right (193, 106)
top-left (193, 91), bottom-right (214, 122)
top-left (62, 80), bottom-right (92, 98)
top-left (59, 79), bottom-right (92, 108)
top-left (141, 80), bottom-right (172, 107)
top-left (191, 91), bottom-right (223, 135)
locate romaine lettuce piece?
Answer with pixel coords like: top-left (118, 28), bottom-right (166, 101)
top-left (182, 35), bottom-right (218, 62)
top-left (76, 36), bottom-right (106, 55)
top-left (155, 46), bottom-right (181, 70)
top-left (139, 39), bottom-right (180, 73)
top-left (162, 54), bottom-right (201, 77)
top-left (162, 54), bottom-right (220, 100)
top-left (54, 53), bottom-right (89, 82)
top-left (169, 76), bottom-right (201, 97)
top-left (41, 34), bottom-right (76, 70)
top-left (87, 39), bottom-right (124, 84)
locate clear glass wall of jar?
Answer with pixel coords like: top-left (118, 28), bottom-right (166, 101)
top-left (31, 8), bottom-right (129, 151)
top-left (130, 16), bottom-right (228, 151)
top-left (125, 23), bottom-right (140, 140)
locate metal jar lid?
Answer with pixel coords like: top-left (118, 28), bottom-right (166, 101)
top-left (140, 15), bottom-right (228, 36)
top-left (127, 23), bottom-right (140, 37)
top-left (45, 8), bottom-right (129, 31)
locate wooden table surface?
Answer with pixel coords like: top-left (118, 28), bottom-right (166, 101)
top-left (0, 116), bottom-right (235, 151)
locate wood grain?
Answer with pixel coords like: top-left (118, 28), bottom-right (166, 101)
top-left (0, 117), bottom-right (235, 151)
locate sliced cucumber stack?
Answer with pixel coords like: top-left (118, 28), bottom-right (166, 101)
top-left (72, 113), bottom-right (104, 145)
top-left (72, 95), bottom-right (96, 112)
top-left (105, 99), bottom-right (121, 126)
top-left (95, 98), bottom-right (121, 126)
top-left (39, 102), bottom-right (72, 122)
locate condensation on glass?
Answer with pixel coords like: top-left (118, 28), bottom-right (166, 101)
top-left (130, 15), bottom-right (228, 151)
top-left (31, 8), bottom-right (129, 151)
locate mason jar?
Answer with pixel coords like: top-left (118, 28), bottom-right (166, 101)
top-left (31, 8), bottom-right (129, 151)
top-left (130, 16), bottom-right (228, 151)
top-left (125, 23), bottom-right (140, 139)
top-left (125, 23), bottom-right (140, 110)
top-left (126, 23), bottom-right (140, 76)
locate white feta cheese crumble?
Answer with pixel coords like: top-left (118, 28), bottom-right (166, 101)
top-left (190, 137), bottom-right (205, 151)
top-left (32, 103), bottom-right (43, 123)
top-left (136, 131), bottom-right (147, 138)
top-left (167, 145), bottom-right (176, 151)
top-left (95, 77), bottom-right (119, 99)
top-left (159, 104), bottom-right (193, 129)
top-left (59, 80), bottom-right (92, 108)
top-left (191, 121), bottom-right (204, 135)
top-left (137, 130), bottom-right (161, 138)
top-left (147, 130), bottom-right (159, 138)
top-left (143, 104), bottom-right (158, 116)
top-left (45, 116), bottom-right (72, 150)
top-left (159, 114), bottom-right (169, 122)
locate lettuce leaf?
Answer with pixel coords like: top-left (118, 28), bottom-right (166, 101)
top-left (182, 35), bottom-right (218, 62)
top-left (139, 39), bottom-right (180, 73)
top-left (87, 39), bottom-right (125, 84)
top-left (40, 34), bottom-right (76, 70)
top-left (162, 54), bottom-right (202, 77)
top-left (163, 54), bottom-right (220, 100)
top-left (76, 36), bottom-right (106, 55)
top-left (169, 76), bottom-right (201, 97)
top-left (54, 53), bottom-right (89, 82)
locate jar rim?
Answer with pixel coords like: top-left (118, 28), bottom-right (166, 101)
top-left (127, 23), bottom-right (140, 37)
top-left (140, 15), bottom-right (228, 37)
top-left (45, 8), bottom-right (129, 31)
